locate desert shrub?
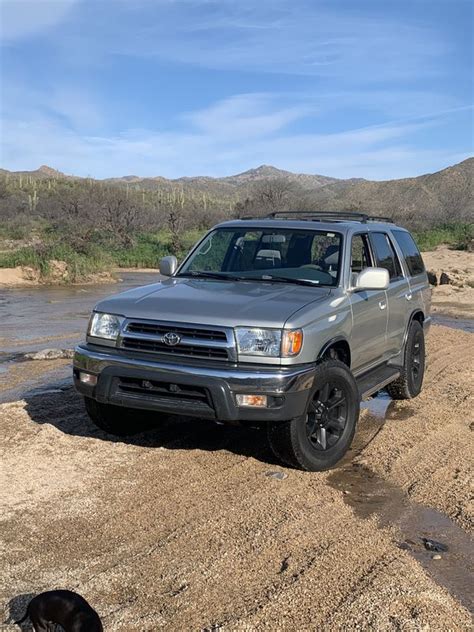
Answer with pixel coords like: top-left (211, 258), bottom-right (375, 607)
top-left (414, 222), bottom-right (473, 251)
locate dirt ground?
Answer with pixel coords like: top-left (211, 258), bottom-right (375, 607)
top-left (422, 247), bottom-right (474, 319)
top-left (0, 325), bottom-right (472, 631)
top-left (0, 266), bottom-right (115, 288)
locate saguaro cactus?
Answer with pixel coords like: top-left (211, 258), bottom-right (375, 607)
top-left (28, 188), bottom-right (39, 211)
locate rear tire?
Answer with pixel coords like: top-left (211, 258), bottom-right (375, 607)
top-left (386, 320), bottom-right (425, 400)
top-left (84, 397), bottom-right (154, 436)
top-left (267, 360), bottom-right (360, 471)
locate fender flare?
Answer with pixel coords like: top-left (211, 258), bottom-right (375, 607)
top-left (402, 309), bottom-right (425, 348)
top-left (317, 335), bottom-right (351, 366)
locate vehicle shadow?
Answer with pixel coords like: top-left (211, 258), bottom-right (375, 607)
top-left (23, 381), bottom-right (396, 469)
top-left (4, 593), bottom-right (36, 631)
top-left (23, 384), bottom-right (281, 466)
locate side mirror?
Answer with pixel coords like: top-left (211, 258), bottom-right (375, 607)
top-left (353, 267), bottom-right (389, 291)
top-left (160, 255), bottom-right (178, 276)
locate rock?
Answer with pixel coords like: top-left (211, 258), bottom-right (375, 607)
top-left (439, 272), bottom-right (451, 285)
top-left (23, 348), bottom-right (74, 361)
top-left (422, 537), bottom-right (448, 552)
top-left (432, 554), bottom-right (442, 560)
top-left (427, 270), bottom-right (438, 286)
top-left (22, 266), bottom-right (41, 282)
top-left (279, 556), bottom-right (290, 573)
top-left (397, 542), bottom-right (412, 551)
top-left (265, 470), bottom-right (288, 480)
top-left (48, 259), bottom-right (68, 281)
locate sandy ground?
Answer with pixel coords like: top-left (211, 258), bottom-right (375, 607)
top-left (0, 266), bottom-right (115, 287)
top-left (422, 247), bottom-right (474, 319)
top-left (0, 267), bottom-right (40, 287)
top-left (0, 325), bottom-right (472, 630)
top-left (0, 266), bottom-right (157, 287)
top-left (114, 267), bottom-right (158, 274)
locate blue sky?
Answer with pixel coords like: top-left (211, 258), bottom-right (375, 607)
top-left (0, 0), bottom-right (472, 179)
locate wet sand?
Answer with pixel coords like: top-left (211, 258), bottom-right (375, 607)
top-left (0, 277), bottom-right (473, 630)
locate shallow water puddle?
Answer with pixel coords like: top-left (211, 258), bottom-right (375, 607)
top-left (432, 314), bottom-right (474, 333)
top-left (361, 392), bottom-right (392, 418)
top-left (328, 463), bottom-right (474, 612)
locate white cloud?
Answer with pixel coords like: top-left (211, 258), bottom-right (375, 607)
top-left (0, 0), bottom-right (78, 40)
top-left (1, 93), bottom-right (470, 180)
top-left (94, 1), bottom-right (446, 81)
top-left (0, 2), bottom-right (469, 180)
top-left (47, 86), bottom-right (103, 130)
top-left (184, 93), bottom-right (314, 139)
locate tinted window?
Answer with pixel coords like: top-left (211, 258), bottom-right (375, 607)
top-left (351, 234), bottom-right (372, 273)
top-left (370, 232), bottom-right (403, 280)
top-left (392, 230), bottom-right (425, 276)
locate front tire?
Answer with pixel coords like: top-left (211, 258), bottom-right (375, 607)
top-left (267, 360), bottom-right (360, 471)
top-left (84, 397), bottom-right (154, 436)
top-left (386, 320), bottom-right (425, 400)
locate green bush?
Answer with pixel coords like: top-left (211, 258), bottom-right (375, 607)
top-left (111, 229), bottom-right (205, 268)
top-left (414, 222), bottom-right (473, 251)
top-left (0, 243), bottom-right (114, 282)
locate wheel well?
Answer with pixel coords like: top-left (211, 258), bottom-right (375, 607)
top-left (412, 310), bottom-right (424, 325)
top-left (320, 340), bottom-right (351, 367)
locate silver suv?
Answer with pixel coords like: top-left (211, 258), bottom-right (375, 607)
top-left (74, 212), bottom-right (431, 470)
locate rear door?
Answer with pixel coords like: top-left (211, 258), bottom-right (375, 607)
top-left (369, 231), bottom-right (410, 358)
top-left (391, 229), bottom-right (430, 318)
top-left (349, 232), bottom-right (388, 371)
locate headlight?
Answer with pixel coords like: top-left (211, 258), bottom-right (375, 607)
top-left (88, 312), bottom-right (124, 341)
top-left (235, 328), bottom-right (281, 357)
top-left (235, 328), bottom-right (303, 358)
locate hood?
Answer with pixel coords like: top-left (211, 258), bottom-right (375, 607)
top-left (94, 277), bottom-right (331, 328)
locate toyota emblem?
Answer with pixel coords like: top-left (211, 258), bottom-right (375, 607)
top-left (163, 332), bottom-right (181, 346)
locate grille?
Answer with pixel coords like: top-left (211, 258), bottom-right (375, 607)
top-left (120, 320), bottom-right (232, 361)
top-left (126, 322), bottom-right (227, 342)
top-left (115, 377), bottom-right (215, 417)
top-left (121, 337), bottom-right (229, 359)
top-left (117, 377), bottom-right (210, 402)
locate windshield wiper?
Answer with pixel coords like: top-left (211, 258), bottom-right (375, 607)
top-left (178, 271), bottom-right (323, 287)
top-left (177, 271), bottom-right (244, 281)
top-left (244, 275), bottom-right (321, 287)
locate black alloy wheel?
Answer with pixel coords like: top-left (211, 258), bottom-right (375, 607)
top-left (305, 382), bottom-right (348, 451)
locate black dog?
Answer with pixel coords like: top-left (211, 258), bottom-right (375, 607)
top-left (14, 590), bottom-right (103, 631)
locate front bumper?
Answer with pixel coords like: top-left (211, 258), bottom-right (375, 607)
top-left (73, 344), bottom-right (316, 423)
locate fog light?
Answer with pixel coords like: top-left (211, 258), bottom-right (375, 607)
top-left (236, 394), bottom-right (268, 408)
top-left (79, 372), bottom-right (97, 386)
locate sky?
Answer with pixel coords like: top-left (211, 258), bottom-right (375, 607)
top-left (0, 0), bottom-right (473, 180)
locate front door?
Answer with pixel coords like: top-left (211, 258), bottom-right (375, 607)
top-left (349, 233), bottom-right (388, 372)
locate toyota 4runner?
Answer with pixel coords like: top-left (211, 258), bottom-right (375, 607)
top-left (74, 212), bottom-right (431, 471)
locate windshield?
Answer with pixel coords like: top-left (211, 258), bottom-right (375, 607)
top-left (178, 227), bottom-right (343, 287)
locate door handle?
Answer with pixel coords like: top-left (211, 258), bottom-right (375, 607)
top-left (379, 300), bottom-right (387, 310)
top-left (405, 292), bottom-right (413, 301)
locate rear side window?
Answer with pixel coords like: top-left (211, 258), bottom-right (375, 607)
top-left (370, 232), bottom-right (403, 280)
top-left (392, 230), bottom-right (425, 276)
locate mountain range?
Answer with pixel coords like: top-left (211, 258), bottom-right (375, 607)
top-left (1, 158), bottom-right (473, 218)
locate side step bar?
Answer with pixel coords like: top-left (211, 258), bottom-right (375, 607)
top-left (356, 364), bottom-right (401, 400)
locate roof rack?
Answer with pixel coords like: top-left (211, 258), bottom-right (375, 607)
top-left (261, 211), bottom-right (393, 223)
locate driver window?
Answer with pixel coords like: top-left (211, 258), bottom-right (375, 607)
top-left (351, 234), bottom-right (372, 274)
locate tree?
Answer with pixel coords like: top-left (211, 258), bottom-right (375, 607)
top-left (250, 177), bottom-right (297, 213)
